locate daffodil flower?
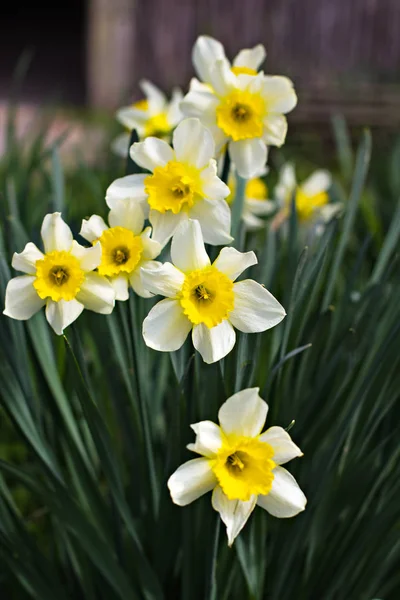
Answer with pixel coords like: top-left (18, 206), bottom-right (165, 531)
top-left (192, 35), bottom-right (267, 85)
top-left (3, 213), bottom-right (115, 335)
top-left (140, 219), bottom-right (285, 364)
top-left (181, 59), bottom-right (297, 179)
top-left (107, 118), bottom-right (232, 248)
top-left (168, 387), bottom-right (306, 546)
top-left (112, 79), bottom-right (183, 157)
top-left (271, 163), bottom-right (340, 232)
top-left (80, 200), bottom-right (161, 301)
top-left (228, 166), bottom-right (274, 229)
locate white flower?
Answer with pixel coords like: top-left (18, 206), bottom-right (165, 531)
top-left (80, 201), bottom-right (161, 301)
top-left (3, 213), bottom-right (115, 335)
top-left (141, 219), bottom-right (285, 364)
top-left (112, 80), bottom-right (183, 157)
top-left (192, 35), bottom-right (267, 85)
top-left (272, 163), bottom-right (339, 231)
top-left (107, 118), bottom-right (232, 248)
top-left (182, 38), bottom-right (297, 179)
top-left (228, 166), bottom-right (274, 229)
top-left (168, 387), bottom-right (306, 546)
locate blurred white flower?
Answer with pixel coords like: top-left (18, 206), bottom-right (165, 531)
top-left (272, 163), bottom-right (340, 232)
top-left (80, 201), bottom-right (161, 301)
top-left (228, 166), bottom-right (274, 229)
top-left (112, 80), bottom-right (183, 157)
top-left (141, 219), bottom-right (285, 364)
top-left (181, 58), bottom-right (297, 179)
top-left (168, 387), bottom-right (306, 545)
top-left (4, 213), bottom-right (115, 335)
top-left (107, 118), bottom-right (232, 248)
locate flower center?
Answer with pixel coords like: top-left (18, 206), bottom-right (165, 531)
top-left (144, 160), bottom-right (202, 214)
top-left (227, 176), bottom-right (268, 205)
top-left (291, 188), bottom-right (329, 221)
top-left (231, 66), bottom-right (258, 76)
top-left (50, 266), bottom-right (69, 286)
top-left (210, 435), bottom-right (275, 501)
top-left (216, 90), bottom-right (265, 141)
top-left (112, 246), bottom-right (130, 265)
top-left (144, 112), bottom-right (171, 138)
top-left (180, 266), bottom-right (234, 328)
top-left (34, 251), bottom-right (85, 302)
top-left (132, 98), bottom-right (149, 111)
top-left (97, 227), bottom-right (143, 277)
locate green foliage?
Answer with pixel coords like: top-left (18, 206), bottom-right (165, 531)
top-left (0, 110), bottom-right (399, 600)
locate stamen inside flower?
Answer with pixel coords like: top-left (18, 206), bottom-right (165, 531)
top-left (144, 161), bottom-right (202, 214)
top-left (34, 251), bottom-right (85, 302)
top-left (180, 266), bottom-right (234, 328)
top-left (210, 435), bottom-right (275, 501)
top-left (97, 227), bottom-right (143, 277)
top-left (216, 90), bottom-right (265, 141)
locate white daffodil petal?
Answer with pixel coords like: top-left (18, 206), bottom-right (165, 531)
top-left (80, 215), bottom-right (108, 243)
top-left (111, 132), bottom-right (131, 157)
top-left (200, 160), bottom-right (230, 200)
top-left (173, 118), bottom-right (215, 169)
top-left (192, 35), bottom-right (226, 84)
top-left (139, 79), bottom-right (166, 113)
top-left (259, 426), bottom-right (303, 465)
top-left (213, 247), bottom-right (257, 281)
top-left (257, 466), bottom-right (307, 518)
top-left (41, 213), bottom-right (73, 253)
top-left (180, 89), bottom-right (220, 121)
top-left (229, 139), bottom-right (268, 180)
top-left (140, 231), bottom-right (161, 260)
top-left (168, 457), bottom-right (217, 506)
top-left (140, 262), bottom-right (184, 298)
top-left (45, 299), bottom-right (84, 335)
top-left (11, 243), bottom-right (43, 274)
top-left (167, 87), bottom-right (183, 125)
top-left (218, 387), bottom-right (267, 437)
top-left (189, 78), bottom-right (212, 94)
top-left (230, 280), bottom-right (286, 333)
top-left (4, 276), bottom-right (45, 320)
top-left (106, 174), bottom-right (148, 210)
top-left (301, 170), bottom-right (332, 196)
top-left (110, 275), bottom-right (129, 301)
top-left (242, 212), bottom-right (265, 230)
top-left (171, 219), bottom-right (210, 273)
top-left (149, 209), bottom-right (183, 248)
top-left (192, 320), bottom-right (236, 364)
top-left (108, 200), bottom-right (145, 235)
top-left (189, 199), bottom-right (233, 245)
top-left (212, 486), bottom-right (257, 546)
top-left (130, 138), bottom-right (174, 172)
top-left (70, 241), bottom-right (102, 272)
top-left (129, 269), bottom-right (153, 298)
top-left (143, 298), bottom-right (192, 351)
top-left (115, 106), bottom-right (148, 130)
top-left (233, 44), bottom-right (266, 69)
top-left (246, 199), bottom-right (275, 216)
top-left (263, 114), bottom-right (288, 147)
top-left (262, 76), bottom-right (298, 114)
top-left (75, 273), bottom-right (115, 314)
top-left (209, 59), bottom-right (237, 96)
top-left (189, 421), bottom-right (223, 457)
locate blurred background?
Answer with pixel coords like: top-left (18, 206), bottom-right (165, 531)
top-left (1, 0), bottom-right (400, 157)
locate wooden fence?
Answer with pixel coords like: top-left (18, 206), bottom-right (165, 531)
top-left (87, 0), bottom-right (400, 127)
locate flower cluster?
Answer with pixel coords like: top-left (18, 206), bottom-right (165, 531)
top-left (2, 35), bottom-right (341, 545)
